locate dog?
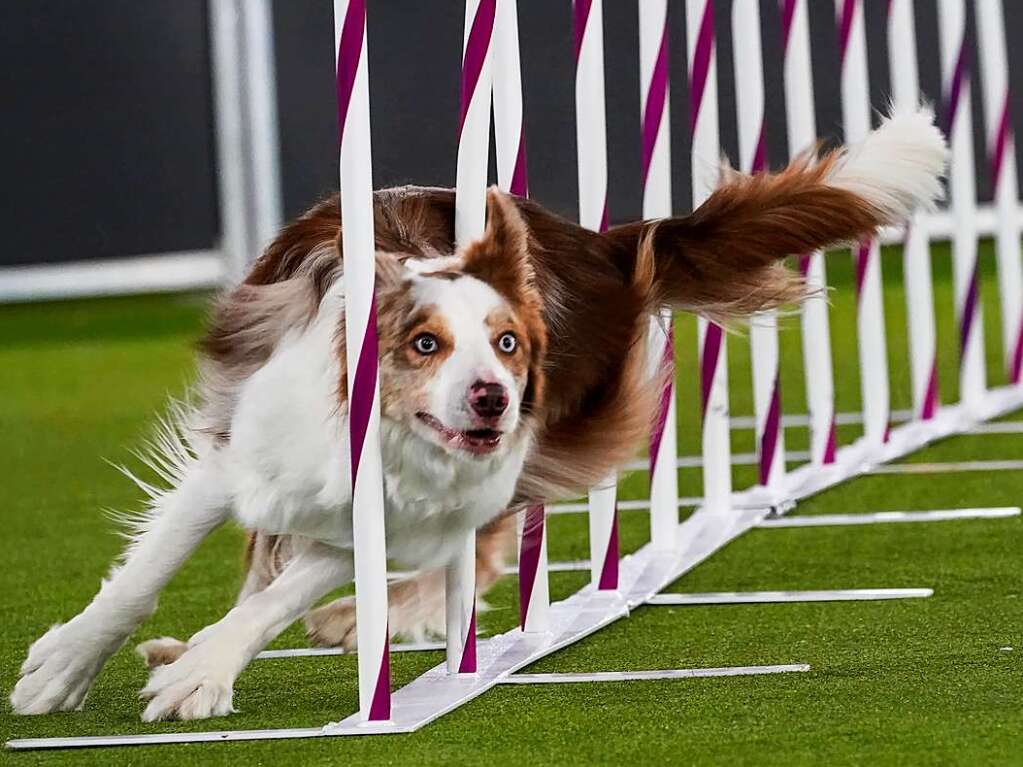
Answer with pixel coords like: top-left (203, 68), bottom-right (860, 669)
top-left (11, 108), bottom-right (945, 721)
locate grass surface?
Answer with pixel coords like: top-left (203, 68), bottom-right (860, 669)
top-left (1, 241), bottom-right (1021, 765)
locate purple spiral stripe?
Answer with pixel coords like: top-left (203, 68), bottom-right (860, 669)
top-left (838, 0), bottom-right (857, 66)
top-left (781, 0), bottom-right (797, 55)
top-left (641, 20), bottom-right (670, 185)
top-left (942, 40), bottom-right (970, 136)
top-left (518, 505), bottom-right (545, 627)
top-left (854, 240), bottom-right (871, 298)
top-left (759, 375), bottom-right (782, 485)
top-left (349, 296), bottom-right (379, 488)
top-left (1012, 315), bottom-right (1023, 384)
top-left (798, 253), bottom-right (812, 277)
top-left (458, 0), bottom-right (497, 136)
top-left (510, 131), bottom-right (529, 197)
top-left (701, 323), bottom-right (724, 415)
top-left (598, 512), bottom-right (619, 590)
top-left (752, 124), bottom-right (768, 174)
top-left (959, 263), bottom-right (981, 357)
top-left (990, 95), bottom-right (1012, 192)
top-left (649, 327), bottom-right (675, 478)
top-left (689, 1), bottom-right (715, 131)
top-left (335, 0), bottom-right (364, 146)
top-left (458, 604), bottom-right (477, 673)
top-left (573, 0), bottom-right (592, 63)
top-left (370, 623), bottom-right (391, 719)
top-left (922, 358), bottom-right (940, 420)
top-left (823, 417), bottom-right (837, 464)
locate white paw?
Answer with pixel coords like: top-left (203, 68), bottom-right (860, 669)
top-left (10, 621), bottom-right (120, 715)
top-left (139, 644), bottom-right (238, 721)
top-left (304, 598), bottom-right (358, 649)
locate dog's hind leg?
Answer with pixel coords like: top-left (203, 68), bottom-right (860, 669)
top-left (137, 532), bottom-right (298, 669)
top-left (10, 456), bottom-right (230, 715)
top-left (139, 540), bottom-right (352, 721)
top-left (304, 514), bottom-right (517, 649)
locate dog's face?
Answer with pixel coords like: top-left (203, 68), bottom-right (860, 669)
top-left (375, 190), bottom-right (546, 459)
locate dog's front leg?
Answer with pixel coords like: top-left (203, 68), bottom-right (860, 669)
top-left (139, 540), bottom-right (352, 721)
top-left (10, 459), bottom-right (229, 716)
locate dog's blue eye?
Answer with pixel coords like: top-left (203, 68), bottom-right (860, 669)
top-left (413, 333), bottom-right (439, 355)
top-left (498, 332), bottom-right (517, 353)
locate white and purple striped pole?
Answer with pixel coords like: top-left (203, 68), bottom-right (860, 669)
top-left (837, 0), bottom-right (891, 446)
top-left (639, 0), bottom-right (678, 549)
top-left (333, 0), bottom-right (390, 722)
top-left (576, 0), bottom-right (619, 590)
top-left (938, 0), bottom-right (985, 408)
top-left (493, 0), bottom-right (528, 199)
top-left (734, 0), bottom-right (785, 491)
top-left (976, 0), bottom-right (1023, 386)
top-left (782, 0), bottom-right (837, 465)
top-left (688, 0), bottom-right (732, 513)
top-left (491, 0), bottom-right (549, 632)
top-left (448, 0), bottom-right (497, 673)
top-left (888, 0), bottom-right (940, 420)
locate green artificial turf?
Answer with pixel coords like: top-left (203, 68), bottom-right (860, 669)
top-left (1, 241), bottom-right (1021, 766)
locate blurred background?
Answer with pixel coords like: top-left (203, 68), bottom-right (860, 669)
top-left (2, 0), bottom-right (1023, 301)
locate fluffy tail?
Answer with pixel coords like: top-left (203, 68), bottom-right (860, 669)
top-left (608, 106), bottom-right (947, 323)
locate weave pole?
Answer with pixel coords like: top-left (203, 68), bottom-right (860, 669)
top-left (639, 0), bottom-right (678, 548)
top-left (688, 0), bottom-right (731, 512)
top-left (782, 0), bottom-right (837, 465)
top-left (447, 0), bottom-right (497, 674)
top-left (576, 0), bottom-right (619, 590)
top-left (837, 0), bottom-right (891, 445)
top-left (938, 0), bottom-right (985, 408)
top-left (976, 0), bottom-right (1023, 385)
top-left (888, 0), bottom-right (939, 420)
top-left (493, 0), bottom-right (528, 199)
top-left (333, 0), bottom-right (390, 721)
top-left (491, 0), bottom-right (549, 633)
top-left (733, 0), bottom-right (784, 492)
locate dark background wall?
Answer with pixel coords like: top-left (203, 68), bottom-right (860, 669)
top-left (2, 0), bottom-right (1021, 268)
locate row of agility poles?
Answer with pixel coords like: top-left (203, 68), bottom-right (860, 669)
top-left (616, 0), bottom-right (1023, 506)
top-left (12, 0), bottom-right (1023, 751)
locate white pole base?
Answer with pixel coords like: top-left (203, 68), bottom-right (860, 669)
top-left (499, 664), bottom-right (810, 685)
top-left (647, 588), bottom-right (932, 606)
top-left (868, 460), bottom-right (1023, 475)
top-left (759, 508), bottom-right (1020, 528)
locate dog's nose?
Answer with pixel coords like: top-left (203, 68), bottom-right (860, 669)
top-left (469, 381), bottom-right (509, 419)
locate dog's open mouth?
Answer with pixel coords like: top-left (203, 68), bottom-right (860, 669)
top-left (416, 413), bottom-right (503, 455)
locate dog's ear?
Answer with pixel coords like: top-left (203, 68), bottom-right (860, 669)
top-left (461, 186), bottom-right (534, 301)
top-left (463, 188), bottom-right (547, 416)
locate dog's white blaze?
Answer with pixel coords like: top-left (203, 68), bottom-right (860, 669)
top-left (410, 273), bottom-right (521, 434)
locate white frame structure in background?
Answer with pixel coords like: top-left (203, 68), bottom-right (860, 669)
top-left (0, 0), bottom-right (282, 302)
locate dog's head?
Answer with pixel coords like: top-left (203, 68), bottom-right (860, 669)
top-left (374, 188), bottom-right (546, 459)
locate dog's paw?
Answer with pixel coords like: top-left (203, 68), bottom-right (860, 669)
top-left (10, 622), bottom-right (113, 715)
top-left (139, 645), bottom-right (238, 721)
top-left (136, 637), bottom-right (189, 669)
top-left (304, 598), bottom-right (358, 649)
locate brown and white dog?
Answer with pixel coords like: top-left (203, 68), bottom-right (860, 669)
top-left (11, 108), bottom-right (945, 721)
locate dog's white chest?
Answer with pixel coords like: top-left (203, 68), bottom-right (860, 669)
top-left (223, 306), bottom-right (523, 566)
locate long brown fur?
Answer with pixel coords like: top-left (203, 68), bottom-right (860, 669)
top-left (208, 150), bottom-right (910, 647)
